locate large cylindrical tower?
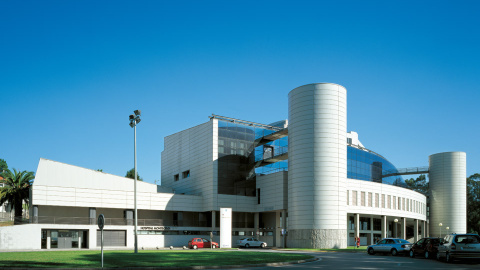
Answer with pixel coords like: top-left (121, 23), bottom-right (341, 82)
top-left (287, 83), bottom-right (347, 248)
top-left (429, 152), bottom-right (467, 237)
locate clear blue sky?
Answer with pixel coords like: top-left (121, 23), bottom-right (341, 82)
top-left (1, 0), bottom-right (479, 184)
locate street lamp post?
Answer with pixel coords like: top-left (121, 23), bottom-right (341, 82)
top-left (446, 226), bottom-right (449, 237)
top-left (439, 223), bottom-right (443, 238)
top-left (129, 110), bottom-right (141, 254)
top-left (394, 219), bottom-right (398, 238)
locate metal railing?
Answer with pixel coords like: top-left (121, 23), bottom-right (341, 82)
top-left (31, 216), bottom-right (210, 227)
top-left (382, 166), bottom-right (429, 177)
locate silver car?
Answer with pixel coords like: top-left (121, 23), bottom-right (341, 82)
top-left (367, 238), bottom-right (412, 256)
top-left (437, 233), bottom-right (480, 263)
top-left (236, 238), bottom-right (267, 248)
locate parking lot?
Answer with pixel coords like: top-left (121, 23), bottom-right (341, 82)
top-left (235, 250), bottom-right (480, 270)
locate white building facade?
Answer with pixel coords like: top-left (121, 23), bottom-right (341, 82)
top-left (0, 83), bottom-right (466, 250)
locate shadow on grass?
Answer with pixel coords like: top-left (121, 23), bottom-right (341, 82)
top-left (78, 250), bottom-right (312, 268)
top-left (0, 250), bottom-right (312, 268)
top-left (0, 260), bottom-right (69, 268)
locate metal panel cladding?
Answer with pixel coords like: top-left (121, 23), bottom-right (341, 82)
top-left (429, 152), bottom-right (467, 236)
top-left (287, 83), bottom-right (347, 248)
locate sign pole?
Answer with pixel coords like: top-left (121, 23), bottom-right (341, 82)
top-left (98, 214), bottom-right (105, 268)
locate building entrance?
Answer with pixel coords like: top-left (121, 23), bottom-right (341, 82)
top-left (42, 229), bottom-right (88, 249)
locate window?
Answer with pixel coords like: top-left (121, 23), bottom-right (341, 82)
top-left (182, 170), bottom-right (190, 179)
top-left (353, 191), bottom-right (358, 206)
top-left (347, 190), bottom-right (350, 205)
top-left (388, 195), bottom-right (391, 209)
top-left (402, 198), bottom-right (405, 210)
top-left (398, 197), bottom-right (401, 210)
top-left (393, 196), bottom-right (396, 210)
top-left (375, 193), bottom-right (379, 208)
top-left (174, 174), bottom-right (179, 181)
top-left (361, 192), bottom-right (365, 206)
top-left (368, 192), bottom-right (372, 207)
top-left (257, 188), bottom-right (261, 204)
top-left (382, 194), bottom-right (385, 208)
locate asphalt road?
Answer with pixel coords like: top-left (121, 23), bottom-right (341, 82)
top-left (234, 250), bottom-right (480, 270)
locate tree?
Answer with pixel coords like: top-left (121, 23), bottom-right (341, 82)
top-left (405, 174), bottom-right (428, 196)
top-left (125, 168), bottom-right (143, 181)
top-left (0, 159), bottom-right (7, 173)
top-left (0, 168), bottom-right (34, 224)
top-left (96, 169), bottom-right (103, 172)
top-left (467, 173), bottom-right (480, 233)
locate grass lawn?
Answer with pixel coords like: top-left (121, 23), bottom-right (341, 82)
top-left (0, 250), bottom-right (313, 268)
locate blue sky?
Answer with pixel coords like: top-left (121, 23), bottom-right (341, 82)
top-left (1, 0), bottom-right (479, 184)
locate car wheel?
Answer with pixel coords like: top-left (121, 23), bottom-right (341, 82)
top-left (193, 245), bottom-right (198, 250)
top-left (260, 243), bottom-right (266, 248)
top-left (446, 253), bottom-right (452, 263)
top-left (245, 243), bottom-right (250, 248)
top-left (409, 250), bottom-right (415, 258)
top-left (391, 248), bottom-right (398, 256)
top-left (424, 251), bottom-right (429, 259)
top-left (368, 248), bottom-right (375, 255)
top-left (212, 245), bottom-right (216, 249)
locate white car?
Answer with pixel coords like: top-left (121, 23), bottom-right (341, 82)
top-left (237, 238), bottom-right (267, 248)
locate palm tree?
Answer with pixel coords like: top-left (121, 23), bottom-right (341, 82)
top-left (0, 169), bottom-right (34, 224)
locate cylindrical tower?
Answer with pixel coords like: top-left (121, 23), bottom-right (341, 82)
top-left (429, 152), bottom-right (467, 237)
top-left (287, 83), bottom-right (347, 248)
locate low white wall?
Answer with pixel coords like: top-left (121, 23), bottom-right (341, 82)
top-left (0, 224), bottom-right (42, 249)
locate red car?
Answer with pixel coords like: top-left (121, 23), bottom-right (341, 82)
top-left (188, 238), bottom-right (219, 249)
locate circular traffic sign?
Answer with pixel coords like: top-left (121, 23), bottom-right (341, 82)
top-left (98, 214), bottom-right (105, 230)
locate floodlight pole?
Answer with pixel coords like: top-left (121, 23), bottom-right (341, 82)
top-left (129, 110), bottom-right (141, 254)
top-left (134, 120), bottom-right (138, 254)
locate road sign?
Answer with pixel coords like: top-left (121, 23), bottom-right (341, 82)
top-left (98, 214), bottom-right (105, 268)
top-left (98, 214), bottom-right (105, 230)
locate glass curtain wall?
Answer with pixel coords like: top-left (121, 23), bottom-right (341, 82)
top-left (217, 120), bottom-right (288, 196)
top-left (347, 146), bottom-right (405, 186)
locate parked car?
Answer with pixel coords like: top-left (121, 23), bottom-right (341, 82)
top-left (409, 237), bottom-right (442, 259)
top-left (236, 238), bottom-right (267, 248)
top-left (367, 238), bottom-right (412, 256)
top-left (188, 238), bottom-right (219, 249)
top-left (436, 233), bottom-right (480, 263)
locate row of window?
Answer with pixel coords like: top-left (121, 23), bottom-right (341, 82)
top-left (174, 170), bottom-right (190, 181)
top-left (347, 190), bottom-right (426, 215)
top-left (136, 230), bottom-right (274, 236)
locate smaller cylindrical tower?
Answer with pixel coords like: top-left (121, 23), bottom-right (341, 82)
top-left (429, 152), bottom-right (466, 237)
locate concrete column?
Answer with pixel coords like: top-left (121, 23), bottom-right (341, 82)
top-left (89, 208), bottom-right (96, 225)
top-left (414, 219), bottom-right (419, 242)
top-left (370, 216), bottom-right (374, 245)
top-left (211, 211), bottom-right (216, 242)
top-left (354, 214), bottom-right (360, 238)
top-left (33, 205), bottom-right (38, 224)
top-left (423, 221), bottom-right (426, 238)
top-left (401, 218), bottom-right (406, 240)
top-left (125, 210), bottom-right (133, 226)
top-left (47, 230), bottom-right (51, 249)
top-left (381, 216), bottom-right (387, 238)
top-left (282, 210), bottom-right (287, 248)
top-left (254, 212), bottom-right (259, 237)
top-left (426, 220), bottom-right (429, 237)
top-left (78, 235), bottom-right (82, 249)
top-left (275, 211), bottom-right (281, 247)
